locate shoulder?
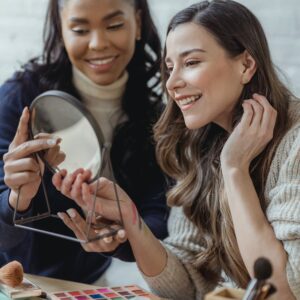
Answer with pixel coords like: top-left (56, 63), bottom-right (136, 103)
top-left (0, 71), bottom-right (42, 129)
top-left (0, 70), bottom-right (41, 108)
top-left (272, 100), bottom-right (300, 165)
top-left (288, 99), bottom-right (300, 126)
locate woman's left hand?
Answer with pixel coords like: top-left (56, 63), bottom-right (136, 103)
top-left (57, 209), bottom-right (128, 252)
top-left (220, 94), bottom-right (277, 171)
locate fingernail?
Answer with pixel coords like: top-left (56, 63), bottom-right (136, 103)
top-left (67, 209), bottom-right (76, 218)
top-left (47, 139), bottom-right (57, 146)
top-left (118, 229), bottom-right (126, 239)
top-left (103, 237), bottom-right (113, 243)
top-left (57, 212), bottom-right (64, 220)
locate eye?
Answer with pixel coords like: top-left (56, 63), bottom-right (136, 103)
top-left (165, 65), bottom-right (173, 75)
top-left (185, 60), bottom-right (201, 67)
top-left (107, 23), bottom-right (124, 30)
top-left (71, 28), bottom-right (89, 35)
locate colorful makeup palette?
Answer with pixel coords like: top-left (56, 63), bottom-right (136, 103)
top-left (49, 285), bottom-right (161, 300)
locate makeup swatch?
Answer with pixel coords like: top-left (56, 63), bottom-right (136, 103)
top-left (49, 285), bottom-right (161, 300)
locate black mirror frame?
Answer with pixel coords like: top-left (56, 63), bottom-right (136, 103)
top-left (13, 90), bottom-right (124, 243)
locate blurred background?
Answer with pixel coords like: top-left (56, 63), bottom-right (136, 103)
top-left (0, 0), bottom-right (300, 95)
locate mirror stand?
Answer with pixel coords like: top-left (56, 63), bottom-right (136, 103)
top-left (13, 144), bottom-right (124, 244)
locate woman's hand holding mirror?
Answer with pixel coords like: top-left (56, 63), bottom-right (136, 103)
top-left (13, 91), bottom-right (122, 243)
top-left (54, 172), bottom-right (130, 250)
top-left (34, 133), bottom-right (65, 169)
top-left (3, 108), bottom-right (61, 212)
top-left (52, 168), bottom-right (92, 210)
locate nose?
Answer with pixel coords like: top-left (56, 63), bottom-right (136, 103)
top-left (89, 30), bottom-right (109, 51)
top-left (166, 68), bottom-right (185, 93)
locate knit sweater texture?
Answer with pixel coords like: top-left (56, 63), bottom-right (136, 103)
top-left (144, 100), bottom-right (300, 300)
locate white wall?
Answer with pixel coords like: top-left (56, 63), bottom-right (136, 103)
top-left (1, 0), bottom-right (300, 95)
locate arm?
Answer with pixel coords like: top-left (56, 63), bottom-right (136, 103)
top-left (265, 125), bottom-right (300, 299)
top-left (0, 79), bottom-right (61, 251)
top-left (85, 181), bottom-right (214, 299)
top-left (112, 170), bottom-right (169, 261)
top-left (220, 94), bottom-right (297, 299)
top-left (0, 81), bottom-right (34, 250)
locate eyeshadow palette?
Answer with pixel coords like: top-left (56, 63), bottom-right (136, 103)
top-left (48, 285), bottom-right (161, 300)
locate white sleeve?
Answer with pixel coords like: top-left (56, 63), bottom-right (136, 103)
top-left (266, 125), bottom-right (300, 299)
top-left (142, 207), bottom-right (216, 300)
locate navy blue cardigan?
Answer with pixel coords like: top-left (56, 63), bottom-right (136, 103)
top-left (0, 72), bottom-right (168, 283)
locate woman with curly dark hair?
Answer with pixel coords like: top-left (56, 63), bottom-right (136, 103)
top-left (0, 0), bottom-right (168, 283)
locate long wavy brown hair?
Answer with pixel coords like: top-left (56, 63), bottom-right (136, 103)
top-left (154, 0), bottom-right (293, 288)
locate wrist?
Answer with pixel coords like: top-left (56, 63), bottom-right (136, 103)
top-left (221, 161), bottom-right (250, 175)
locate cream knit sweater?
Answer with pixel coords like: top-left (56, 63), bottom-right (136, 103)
top-left (144, 100), bottom-right (300, 300)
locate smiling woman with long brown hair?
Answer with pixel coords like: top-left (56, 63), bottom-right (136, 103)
top-left (50, 0), bottom-right (299, 299)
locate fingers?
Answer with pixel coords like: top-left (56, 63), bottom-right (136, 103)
top-left (53, 169), bottom-right (92, 211)
top-left (115, 229), bottom-right (127, 243)
top-left (34, 133), bottom-right (61, 141)
top-left (92, 222), bottom-right (127, 245)
top-left (4, 171), bottom-right (41, 190)
top-left (9, 107), bottom-right (30, 150)
top-left (253, 93), bottom-right (277, 136)
top-left (44, 145), bottom-right (65, 166)
top-left (83, 179), bottom-right (130, 223)
top-left (52, 169), bottom-right (67, 190)
top-left (4, 156), bottom-right (41, 190)
top-left (4, 157), bottom-right (40, 174)
top-left (34, 134), bottom-right (65, 167)
top-left (82, 182), bottom-right (95, 210)
top-left (59, 169), bottom-right (84, 196)
top-left (246, 99), bottom-right (264, 128)
top-left (4, 138), bottom-right (61, 162)
top-left (57, 209), bottom-right (126, 252)
top-left (6, 108), bottom-right (61, 161)
top-left (240, 101), bottom-right (254, 129)
top-left (57, 211), bottom-right (87, 242)
top-left (240, 94), bottom-right (276, 134)
top-left (71, 170), bottom-right (92, 197)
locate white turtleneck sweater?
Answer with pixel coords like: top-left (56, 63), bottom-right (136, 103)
top-left (72, 66), bottom-right (128, 146)
top-left (72, 67), bottom-right (128, 179)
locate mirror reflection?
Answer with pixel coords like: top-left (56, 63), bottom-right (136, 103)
top-left (30, 91), bottom-right (104, 182)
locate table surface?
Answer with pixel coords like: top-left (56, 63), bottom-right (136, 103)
top-left (25, 274), bottom-right (170, 300)
top-left (25, 274), bottom-right (99, 293)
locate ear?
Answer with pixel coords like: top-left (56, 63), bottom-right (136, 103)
top-left (239, 50), bottom-right (257, 85)
top-left (135, 10), bottom-right (142, 41)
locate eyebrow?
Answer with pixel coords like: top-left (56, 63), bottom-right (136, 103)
top-left (165, 48), bottom-right (206, 63)
top-left (69, 10), bottom-right (124, 24)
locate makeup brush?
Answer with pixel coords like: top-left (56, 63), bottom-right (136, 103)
top-left (242, 257), bottom-right (273, 300)
top-left (0, 261), bottom-right (24, 287)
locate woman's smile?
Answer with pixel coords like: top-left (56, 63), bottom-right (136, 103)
top-left (85, 55), bottom-right (119, 72)
top-left (175, 94), bottom-right (202, 111)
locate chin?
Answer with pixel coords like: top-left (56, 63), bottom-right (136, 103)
top-left (184, 117), bottom-right (207, 130)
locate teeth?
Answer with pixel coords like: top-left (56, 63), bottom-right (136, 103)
top-left (178, 95), bottom-right (201, 106)
top-left (89, 57), bottom-right (115, 65)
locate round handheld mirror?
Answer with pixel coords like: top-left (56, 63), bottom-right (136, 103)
top-left (30, 90), bottom-right (104, 181)
top-left (13, 90), bottom-right (123, 243)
